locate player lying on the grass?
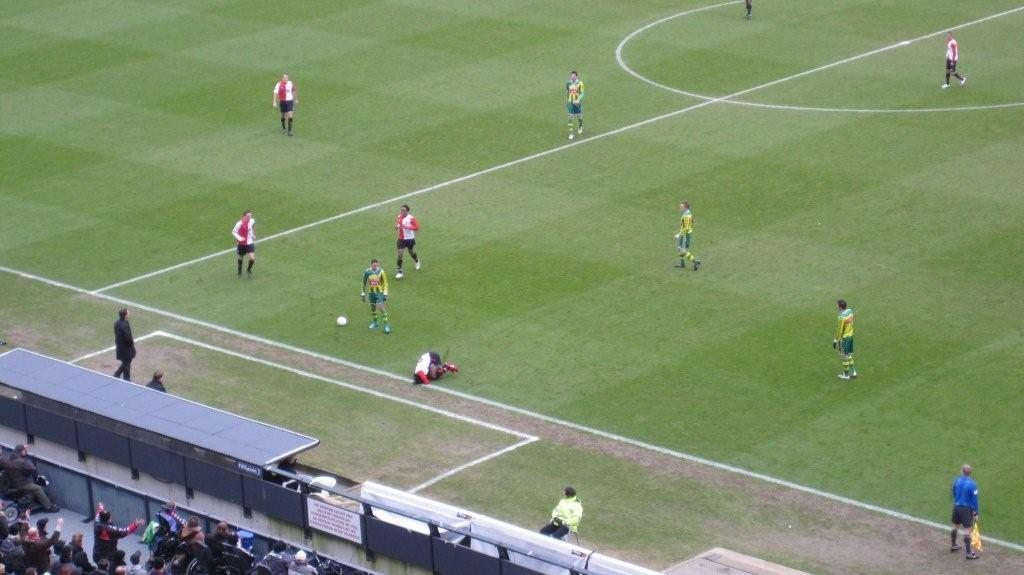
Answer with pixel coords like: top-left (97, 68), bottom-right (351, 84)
top-left (413, 351), bottom-right (459, 385)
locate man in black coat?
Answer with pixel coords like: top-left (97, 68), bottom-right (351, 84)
top-left (113, 308), bottom-right (136, 381)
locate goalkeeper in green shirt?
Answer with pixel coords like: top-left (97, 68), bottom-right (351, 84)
top-left (832, 299), bottom-right (856, 379)
top-left (566, 71), bottom-right (584, 140)
top-left (361, 259), bottom-right (392, 334)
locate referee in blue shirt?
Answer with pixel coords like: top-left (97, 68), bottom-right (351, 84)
top-left (950, 463), bottom-right (980, 560)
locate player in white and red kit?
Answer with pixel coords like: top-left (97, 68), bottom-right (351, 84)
top-left (232, 209), bottom-right (256, 277)
top-left (413, 351), bottom-right (459, 385)
top-left (942, 32), bottom-right (966, 89)
top-left (272, 74), bottom-right (298, 135)
top-left (394, 204), bottom-right (420, 279)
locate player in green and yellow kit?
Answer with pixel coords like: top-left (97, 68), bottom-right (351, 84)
top-left (674, 201), bottom-right (701, 271)
top-left (566, 71), bottom-right (584, 140)
top-left (361, 259), bottom-right (392, 334)
top-left (832, 299), bottom-right (856, 379)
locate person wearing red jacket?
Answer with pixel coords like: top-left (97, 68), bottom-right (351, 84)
top-left (92, 504), bottom-right (143, 563)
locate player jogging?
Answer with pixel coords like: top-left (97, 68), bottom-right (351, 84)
top-left (566, 71), bottom-right (584, 140)
top-left (273, 74), bottom-right (298, 135)
top-left (231, 209), bottom-right (256, 277)
top-left (942, 32), bottom-right (966, 89)
top-left (745, 0), bottom-right (752, 19)
top-left (674, 201), bottom-right (701, 271)
top-left (412, 351), bottom-right (459, 385)
top-left (361, 259), bottom-right (391, 334)
top-left (832, 299), bottom-right (857, 380)
top-left (394, 204), bottom-right (420, 279)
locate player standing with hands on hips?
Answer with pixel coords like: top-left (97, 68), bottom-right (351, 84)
top-left (394, 204), bottom-right (420, 279)
top-left (232, 209), bottom-right (256, 278)
top-left (273, 74), bottom-right (298, 135)
top-left (942, 32), bottom-right (966, 89)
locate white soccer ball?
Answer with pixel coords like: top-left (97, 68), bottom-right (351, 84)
top-left (336, 316), bottom-right (348, 326)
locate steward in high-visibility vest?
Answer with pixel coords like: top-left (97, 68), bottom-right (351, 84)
top-left (539, 487), bottom-right (582, 539)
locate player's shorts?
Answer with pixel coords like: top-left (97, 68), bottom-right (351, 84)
top-left (951, 506), bottom-right (974, 528)
top-left (946, 59), bottom-right (957, 73)
top-left (397, 238), bottom-right (416, 250)
top-left (839, 336), bottom-right (853, 355)
top-left (279, 100), bottom-right (294, 113)
top-left (677, 234), bottom-right (692, 250)
top-left (236, 243), bottom-right (255, 256)
top-left (566, 102), bottom-right (582, 117)
top-left (368, 292), bottom-right (387, 305)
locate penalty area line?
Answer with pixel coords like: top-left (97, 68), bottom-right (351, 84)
top-left (68, 331), bottom-right (163, 364)
top-left (408, 436), bottom-right (539, 494)
top-left (152, 331), bottom-right (536, 442)
top-left (2, 264), bottom-right (1023, 552)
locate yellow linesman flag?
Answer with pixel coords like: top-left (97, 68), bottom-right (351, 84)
top-left (971, 522), bottom-right (983, 553)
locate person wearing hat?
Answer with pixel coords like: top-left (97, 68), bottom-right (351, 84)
top-left (289, 551), bottom-right (317, 575)
top-left (539, 487), bottom-right (582, 540)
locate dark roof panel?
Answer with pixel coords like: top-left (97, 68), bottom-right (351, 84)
top-left (0, 349), bottom-right (318, 467)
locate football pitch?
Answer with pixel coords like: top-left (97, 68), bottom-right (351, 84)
top-left (2, 1), bottom-right (1023, 572)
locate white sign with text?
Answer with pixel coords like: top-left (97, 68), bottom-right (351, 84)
top-left (306, 497), bottom-right (363, 544)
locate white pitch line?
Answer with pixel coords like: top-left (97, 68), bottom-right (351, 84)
top-left (3, 264), bottom-right (1024, 552)
top-left (153, 331), bottom-right (535, 441)
top-left (617, 3), bottom-right (1024, 114)
top-left (86, 3), bottom-right (1004, 296)
top-left (408, 436), bottom-right (538, 494)
top-left (68, 331), bottom-right (162, 364)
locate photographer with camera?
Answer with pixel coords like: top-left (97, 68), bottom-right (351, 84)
top-left (538, 487), bottom-right (582, 540)
top-left (2, 445), bottom-right (58, 513)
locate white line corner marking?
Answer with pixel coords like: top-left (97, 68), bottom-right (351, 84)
top-left (69, 331), bottom-right (163, 364)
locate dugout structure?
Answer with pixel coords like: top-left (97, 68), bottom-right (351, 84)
top-left (0, 347), bottom-right (660, 575)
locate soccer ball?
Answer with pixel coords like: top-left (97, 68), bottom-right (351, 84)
top-left (336, 316), bottom-right (348, 326)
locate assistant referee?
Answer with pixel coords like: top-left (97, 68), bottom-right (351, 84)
top-left (950, 463), bottom-right (980, 560)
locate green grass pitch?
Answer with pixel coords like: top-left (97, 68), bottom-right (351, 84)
top-left (2, 0), bottom-right (1023, 564)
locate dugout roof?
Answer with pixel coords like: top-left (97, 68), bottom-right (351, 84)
top-left (0, 348), bottom-right (318, 468)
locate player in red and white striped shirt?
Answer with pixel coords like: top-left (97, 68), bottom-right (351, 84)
top-left (394, 204), bottom-right (421, 279)
top-left (942, 32), bottom-right (966, 89)
top-left (232, 209), bottom-right (256, 277)
top-left (272, 74), bottom-right (298, 135)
